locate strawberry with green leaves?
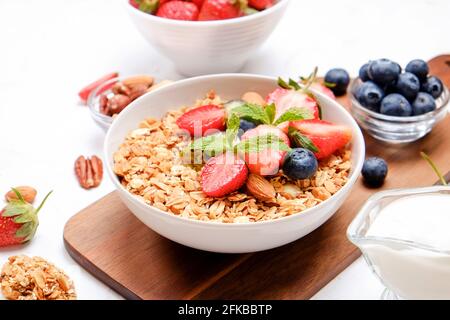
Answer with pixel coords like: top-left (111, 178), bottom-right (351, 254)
top-left (0, 189), bottom-right (52, 248)
top-left (289, 120), bottom-right (352, 160)
top-left (241, 125), bottom-right (290, 176)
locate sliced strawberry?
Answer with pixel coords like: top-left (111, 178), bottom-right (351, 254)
top-left (310, 82), bottom-right (336, 100)
top-left (201, 153), bottom-right (248, 197)
top-left (266, 88), bottom-right (320, 132)
top-left (267, 88), bottom-right (320, 119)
top-left (157, 1), bottom-right (199, 20)
top-left (198, 0), bottom-right (242, 21)
top-left (190, 0), bottom-right (205, 8)
top-left (248, 0), bottom-right (274, 10)
top-left (241, 125), bottom-right (290, 176)
top-left (290, 119), bottom-right (352, 160)
top-left (176, 104), bottom-right (225, 136)
top-left (78, 72), bottom-right (118, 104)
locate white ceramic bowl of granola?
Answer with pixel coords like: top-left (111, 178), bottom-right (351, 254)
top-left (124, 0), bottom-right (290, 76)
top-left (105, 74), bottom-right (365, 253)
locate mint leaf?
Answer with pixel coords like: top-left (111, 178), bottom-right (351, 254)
top-left (324, 81), bottom-right (337, 88)
top-left (288, 79), bottom-right (301, 91)
top-left (236, 134), bottom-right (291, 154)
top-left (185, 134), bottom-right (228, 157)
top-left (288, 127), bottom-right (319, 153)
top-left (278, 77), bottom-right (291, 90)
top-left (273, 107), bottom-right (314, 126)
top-left (265, 103), bottom-right (276, 125)
top-left (301, 67), bottom-right (318, 91)
top-left (230, 103), bottom-right (270, 125)
top-left (226, 113), bottom-right (240, 147)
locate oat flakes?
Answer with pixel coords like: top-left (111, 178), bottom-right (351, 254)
top-left (113, 94), bottom-right (352, 223)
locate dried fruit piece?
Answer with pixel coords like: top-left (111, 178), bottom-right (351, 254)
top-left (78, 72), bottom-right (118, 103)
top-left (75, 156), bottom-right (103, 189)
top-left (5, 186), bottom-right (37, 203)
top-left (246, 174), bottom-right (276, 202)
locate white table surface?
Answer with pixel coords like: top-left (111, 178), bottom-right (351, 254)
top-left (0, 0), bottom-right (448, 300)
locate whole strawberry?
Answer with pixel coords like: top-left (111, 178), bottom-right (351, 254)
top-left (198, 0), bottom-right (246, 21)
top-left (0, 188), bottom-right (52, 247)
top-left (157, 1), bottom-right (200, 20)
top-left (248, 0), bottom-right (274, 10)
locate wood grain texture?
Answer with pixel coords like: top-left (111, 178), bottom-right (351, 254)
top-left (64, 55), bottom-right (450, 300)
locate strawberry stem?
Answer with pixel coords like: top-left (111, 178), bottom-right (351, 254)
top-left (302, 66), bottom-right (318, 92)
top-left (420, 152), bottom-right (447, 186)
top-left (35, 191), bottom-right (53, 215)
top-left (10, 187), bottom-right (26, 203)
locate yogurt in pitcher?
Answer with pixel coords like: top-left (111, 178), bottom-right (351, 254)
top-left (361, 193), bottom-right (450, 299)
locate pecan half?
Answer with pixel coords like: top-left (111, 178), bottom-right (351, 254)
top-left (107, 94), bottom-right (131, 115)
top-left (74, 156), bottom-right (103, 189)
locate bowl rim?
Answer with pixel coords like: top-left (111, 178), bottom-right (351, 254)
top-left (124, 0), bottom-right (290, 27)
top-left (104, 73), bottom-right (365, 228)
top-left (350, 78), bottom-right (450, 123)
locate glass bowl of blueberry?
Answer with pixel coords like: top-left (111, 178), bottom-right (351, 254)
top-left (350, 58), bottom-right (449, 144)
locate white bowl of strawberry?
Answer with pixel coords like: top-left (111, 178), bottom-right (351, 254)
top-left (125, 0), bottom-right (290, 76)
top-left (105, 73), bottom-right (365, 253)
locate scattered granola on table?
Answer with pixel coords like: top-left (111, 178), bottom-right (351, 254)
top-left (113, 83), bottom-right (353, 224)
top-left (1, 255), bottom-right (76, 300)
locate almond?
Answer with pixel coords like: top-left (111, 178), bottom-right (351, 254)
top-left (146, 80), bottom-right (174, 93)
top-left (241, 92), bottom-right (266, 106)
top-left (122, 75), bottom-right (154, 88)
top-left (5, 186), bottom-right (37, 203)
top-left (246, 174), bottom-right (276, 202)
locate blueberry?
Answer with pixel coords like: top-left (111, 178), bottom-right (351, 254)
top-left (421, 76), bottom-right (444, 99)
top-left (405, 59), bottom-right (429, 82)
top-left (238, 119), bottom-right (257, 137)
top-left (362, 157), bottom-right (388, 188)
top-left (412, 92), bottom-right (436, 115)
top-left (394, 72), bottom-right (420, 101)
top-left (380, 93), bottom-right (412, 117)
top-left (355, 81), bottom-right (385, 112)
top-left (359, 63), bottom-right (371, 82)
top-left (368, 59), bottom-right (401, 86)
top-left (324, 68), bottom-right (350, 96)
top-left (283, 148), bottom-right (318, 180)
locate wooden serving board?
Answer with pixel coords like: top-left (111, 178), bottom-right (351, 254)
top-left (64, 55), bottom-right (450, 300)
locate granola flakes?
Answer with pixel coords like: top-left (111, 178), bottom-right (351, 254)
top-left (1, 255), bottom-right (76, 300)
top-left (113, 95), bottom-right (352, 224)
